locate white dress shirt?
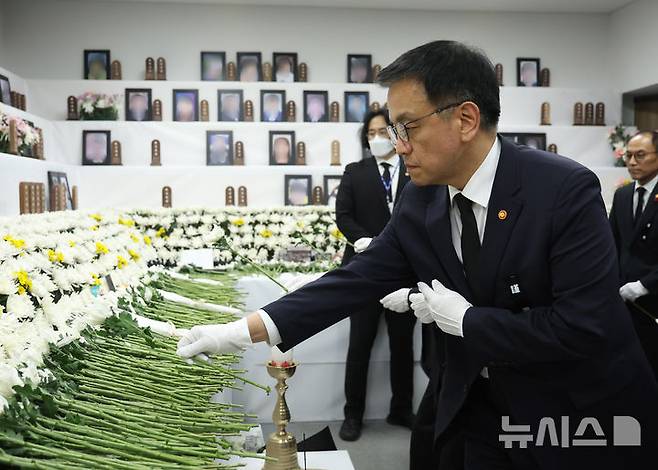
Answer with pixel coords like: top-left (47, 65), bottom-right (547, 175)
top-left (634, 173), bottom-right (658, 215)
top-left (447, 137), bottom-right (502, 378)
top-left (375, 154), bottom-right (401, 214)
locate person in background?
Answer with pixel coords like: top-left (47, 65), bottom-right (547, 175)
top-left (276, 56), bottom-right (295, 82)
top-left (609, 130), bottom-right (658, 379)
top-left (334, 108), bottom-right (415, 441)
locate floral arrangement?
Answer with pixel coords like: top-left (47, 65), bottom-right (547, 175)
top-left (608, 124), bottom-right (636, 167)
top-left (0, 113), bottom-right (41, 156)
top-left (78, 92), bottom-right (120, 120)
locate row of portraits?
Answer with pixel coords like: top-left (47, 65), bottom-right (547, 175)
top-left (285, 175), bottom-right (341, 207)
top-left (125, 88), bottom-right (371, 123)
top-left (84, 50), bottom-right (375, 83)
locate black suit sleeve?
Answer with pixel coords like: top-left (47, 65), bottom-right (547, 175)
top-left (335, 164), bottom-right (371, 243)
top-left (639, 264), bottom-right (658, 294)
top-left (463, 167), bottom-right (623, 365)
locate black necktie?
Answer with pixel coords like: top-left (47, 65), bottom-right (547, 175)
top-left (634, 187), bottom-right (647, 226)
top-left (381, 162), bottom-right (393, 203)
top-left (454, 193), bottom-right (481, 285)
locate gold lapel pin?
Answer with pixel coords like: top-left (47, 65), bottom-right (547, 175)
top-left (654, 194), bottom-right (658, 202)
top-left (498, 210), bottom-right (508, 220)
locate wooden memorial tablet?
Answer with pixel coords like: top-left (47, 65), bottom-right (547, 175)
top-left (573, 102), bottom-right (584, 126)
top-left (370, 101), bottom-right (381, 111)
top-left (153, 99), bottom-right (163, 121)
top-left (330, 101), bottom-right (340, 122)
top-left (595, 102), bottom-right (605, 126)
top-left (237, 186), bottom-right (248, 207)
top-left (298, 62), bottom-right (308, 82)
top-left (8, 119), bottom-right (18, 155)
top-left (156, 57), bottom-right (167, 80)
top-left (200, 99), bottom-right (210, 122)
top-left (227, 61), bottom-right (237, 81)
top-left (72, 185), bottom-right (79, 210)
top-left (19, 182), bottom-right (30, 214)
top-left (263, 62), bottom-right (273, 82)
top-left (67, 96), bottom-right (79, 120)
top-left (331, 140), bottom-right (341, 166)
top-left (162, 186), bottom-right (172, 208)
top-left (244, 100), bottom-right (254, 122)
top-left (151, 139), bottom-right (161, 166)
top-left (372, 64), bottom-right (382, 82)
top-left (10, 91), bottom-right (18, 108)
top-left (540, 68), bottom-right (550, 87)
top-left (547, 143), bottom-right (558, 154)
top-left (111, 60), bottom-right (122, 80)
top-left (312, 186), bottom-right (324, 205)
top-left (145, 57), bottom-right (155, 80)
top-left (296, 142), bottom-right (306, 165)
top-left (34, 128), bottom-right (44, 160)
top-left (584, 102), bottom-right (594, 126)
top-left (234, 141), bottom-right (245, 165)
top-left (286, 100), bottom-right (296, 122)
top-left (110, 141), bottom-right (122, 165)
top-left (495, 63), bottom-right (503, 86)
top-left (18, 93), bottom-right (26, 111)
top-left (540, 102), bottom-right (551, 125)
top-left (225, 186), bottom-right (235, 206)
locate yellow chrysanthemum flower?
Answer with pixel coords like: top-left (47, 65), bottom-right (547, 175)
top-left (95, 242), bottom-right (109, 255)
top-left (128, 249), bottom-right (140, 261)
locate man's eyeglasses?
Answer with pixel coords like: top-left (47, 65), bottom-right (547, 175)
top-left (386, 100), bottom-right (468, 145)
top-left (623, 150), bottom-right (657, 163)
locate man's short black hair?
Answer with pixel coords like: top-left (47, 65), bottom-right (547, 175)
top-left (377, 40), bottom-right (500, 129)
top-left (359, 108), bottom-right (391, 149)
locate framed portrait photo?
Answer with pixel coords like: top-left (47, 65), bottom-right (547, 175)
top-left (517, 58), bottom-right (540, 87)
top-left (201, 51), bottom-right (226, 81)
top-left (501, 132), bottom-right (546, 150)
top-left (285, 175), bottom-right (312, 206)
top-left (304, 91), bottom-right (328, 123)
top-left (323, 175), bottom-right (342, 208)
top-left (347, 54), bottom-right (372, 84)
top-left (273, 52), bottom-right (298, 83)
top-left (84, 50), bottom-right (110, 80)
top-left (261, 90), bottom-right (286, 122)
top-left (206, 130), bottom-right (234, 166)
top-left (47, 171), bottom-right (73, 210)
top-left (173, 89), bottom-right (199, 122)
top-left (218, 90), bottom-right (244, 122)
top-left (269, 130), bottom-right (296, 165)
top-left (0, 74), bottom-right (11, 105)
top-left (237, 52), bottom-right (262, 82)
top-left (82, 130), bottom-right (111, 165)
top-left (345, 91), bottom-right (370, 123)
top-left (125, 88), bottom-right (152, 121)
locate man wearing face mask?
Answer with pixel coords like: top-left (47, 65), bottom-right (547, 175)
top-left (330, 108), bottom-right (416, 441)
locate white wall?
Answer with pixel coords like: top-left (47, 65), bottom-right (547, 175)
top-left (3, 0), bottom-right (613, 88)
top-left (0, 0), bottom-right (5, 65)
top-left (609, 0), bottom-right (658, 94)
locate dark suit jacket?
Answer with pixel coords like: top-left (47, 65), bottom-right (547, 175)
top-left (609, 180), bottom-right (658, 314)
top-left (264, 137), bottom-right (658, 467)
top-left (335, 156), bottom-right (409, 266)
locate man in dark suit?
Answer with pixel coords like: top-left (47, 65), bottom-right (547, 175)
top-left (178, 41), bottom-right (658, 469)
top-left (335, 108), bottom-right (415, 441)
top-left (609, 130), bottom-right (658, 379)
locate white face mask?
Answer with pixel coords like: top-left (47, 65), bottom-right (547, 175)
top-left (369, 135), bottom-right (394, 158)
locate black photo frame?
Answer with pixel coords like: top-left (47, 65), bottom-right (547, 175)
top-left (125, 88), bottom-right (152, 121)
top-left (516, 58), bottom-right (540, 87)
top-left (82, 130), bottom-right (111, 165)
top-left (261, 90), bottom-right (286, 122)
top-left (218, 89), bottom-right (244, 122)
top-left (344, 91), bottom-right (370, 123)
top-left (273, 52), bottom-right (298, 83)
top-left (269, 130), bottom-right (296, 165)
top-left (201, 51), bottom-right (226, 81)
top-left (173, 89), bottom-right (199, 122)
top-left (0, 74), bottom-right (11, 105)
top-left (347, 54), bottom-right (372, 84)
top-left (323, 175), bottom-right (342, 207)
top-left (304, 90), bottom-right (329, 123)
top-left (84, 49), bottom-right (110, 80)
top-left (500, 132), bottom-right (546, 150)
top-left (237, 52), bottom-right (262, 82)
top-left (47, 171), bottom-right (73, 210)
top-left (285, 175), bottom-right (312, 206)
top-left (206, 130), bottom-right (234, 166)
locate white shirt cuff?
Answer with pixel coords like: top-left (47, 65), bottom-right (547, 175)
top-left (257, 309), bottom-right (282, 346)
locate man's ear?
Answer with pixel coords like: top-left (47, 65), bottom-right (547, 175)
top-left (459, 102), bottom-right (481, 142)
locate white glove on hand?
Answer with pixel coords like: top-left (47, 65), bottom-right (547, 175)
top-left (619, 281), bottom-right (649, 302)
top-left (354, 237), bottom-right (373, 253)
top-left (409, 292), bottom-right (434, 324)
top-left (417, 280), bottom-right (472, 337)
top-left (283, 272), bottom-right (326, 292)
top-left (176, 318), bottom-right (253, 359)
top-left (380, 288), bottom-right (411, 312)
